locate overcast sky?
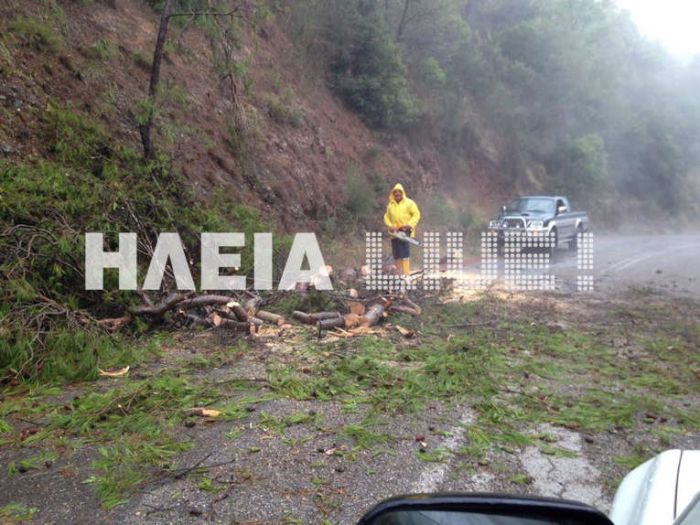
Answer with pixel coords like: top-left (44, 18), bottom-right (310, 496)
top-left (615, 0), bottom-right (700, 61)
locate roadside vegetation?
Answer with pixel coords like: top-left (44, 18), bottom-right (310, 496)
top-left (0, 104), bottom-right (283, 385)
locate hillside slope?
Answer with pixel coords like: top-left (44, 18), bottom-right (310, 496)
top-left (0, 0), bottom-right (506, 234)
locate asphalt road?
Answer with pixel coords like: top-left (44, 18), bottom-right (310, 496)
top-left (551, 233), bottom-right (700, 296)
top-left (466, 233), bottom-right (700, 296)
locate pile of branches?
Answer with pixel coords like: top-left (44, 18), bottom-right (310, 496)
top-left (98, 287), bottom-right (423, 338)
top-left (93, 262), bottom-right (428, 339)
top-left (99, 292), bottom-right (286, 335)
top-left (290, 293), bottom-right (422, 338)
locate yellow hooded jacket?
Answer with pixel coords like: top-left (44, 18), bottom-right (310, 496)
top-left (383, 183), bottom-right (421, 238)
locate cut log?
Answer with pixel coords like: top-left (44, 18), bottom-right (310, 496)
top-left (292, 311), bottom-right (342, 325)
top-left (210, 313), bottom-right (250, 331)
top-left (343, 313), bottom-right (363, 329)
top-left (215, 308), bottom-right (239, 322)
top-left (390, 305), bottom-right (421, 316)
top-left (317, 315), bottom-right (346, 338)
top-left (311, 311), bottom-right (342, 321)
top-left (97, 314), bottom-right (133, 331)
top-left (348, 301), bottom-right (365, 316)
top-left (245, 296), bottom-right (262, 316)
top-left (225, 301), bottom-right (249, 322)
top-left (292, 311), bottom-right (313, 324)
top-left (361, 300), bottom-right (391, 327)
top-left (256, 310), bottom-right (285, 326)
top-left (183, 313), bottom-right (211, 327)
top-left (317, 317), bottom-right (345, 331)
top-left (401, 296), bottom-right (422, 315)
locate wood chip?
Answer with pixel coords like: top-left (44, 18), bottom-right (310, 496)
top-left (189, 408), bottom-right (222, 418)
top-left (98, 366), bottom-right (130, 377)
top-left (395, 325), bottom-right (415, 338)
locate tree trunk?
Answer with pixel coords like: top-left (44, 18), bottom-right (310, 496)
top-left (395, 0), bottom-right (411, 41)
top-left (139, 0), bottom-right (173, 162)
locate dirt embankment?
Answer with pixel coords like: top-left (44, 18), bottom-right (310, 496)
top-left (1, 0), bottom-right (508, 233)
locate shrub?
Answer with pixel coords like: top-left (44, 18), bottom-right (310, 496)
top-left (345, 168), bottom-right (377, 221)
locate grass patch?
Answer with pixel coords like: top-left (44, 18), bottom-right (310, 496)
top-left (85, 38), bottom-right (118, 60)
top-left (0, 373), bottom-right (254, 508)
top-left (0, 503), bottom-right (38, 521)
top-left (417, 447), bottom-right (451, 463)
top-left (86, 439), bottom-right (192, 508)
top-left (7, 451), bottom-right (58, 475)
top-left (510, 473), bottom-right (533, 485)
top-left (262, 89), bottom-right (304, 127)
top-left (258, 411), bottom-right (319, 434)
top-left (340, 423), bottom-right (389, 450)
top-left (613, 444), bottom-right (653, 471)
top-left (8, 17), bottom-right (61, 51)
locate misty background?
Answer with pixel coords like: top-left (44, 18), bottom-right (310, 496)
top-left (281, 0), bottom-right (700, 224)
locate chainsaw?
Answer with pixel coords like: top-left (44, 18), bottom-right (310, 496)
top-left (389, 229), bottom-right (422, 248)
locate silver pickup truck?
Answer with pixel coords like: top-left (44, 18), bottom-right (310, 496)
top-left (488, 195), bottom-right (590, 253)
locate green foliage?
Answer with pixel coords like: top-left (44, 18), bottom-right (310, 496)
top-left (0, 105), bottom-right (273, 383)
top-left (1, 373), bottom-right (223, 507)
top-left (344, 167), bottom-right (377, 220)
top-left (88, 439), bottom-right (192, 508)
top-left (0, 503), bottom-right (38, 521)
top-left (263, 90), bottom-right (305, 127)
top-left (85, 38), bottom-right (118, 60)
top-left (271, 289), bottom-right (341, 316)
top-left (424, 195), bottom-right (475, 231)
top-left (417, 57), bottom-right (447, 87)
top-left (7, 451), bottom-right (58, 476)
top-left (327, 2), bottom-right (417, 129)
top-left (286, 0), bottom-right (700, 219)
top-left (8, 17), bottom-right (62, 52)
top-left (340, 423), bottom-right (388, 450)
top-left (554, 134), bottom-right (608, 207)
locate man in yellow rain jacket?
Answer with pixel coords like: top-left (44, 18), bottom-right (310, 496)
top-left (383, 183), bottom-right (421, 275)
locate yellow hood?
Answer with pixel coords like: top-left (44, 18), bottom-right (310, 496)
top-left (389, 183), bottom-right (407, 203)
top-left (384, 183), bottom-right (421, 236)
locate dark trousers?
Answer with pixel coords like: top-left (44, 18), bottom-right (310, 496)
top-left (391, 238), bottom-right (410, 260)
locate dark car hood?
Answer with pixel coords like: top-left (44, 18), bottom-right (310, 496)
top-left (498, 210), bottom-right (552, 220)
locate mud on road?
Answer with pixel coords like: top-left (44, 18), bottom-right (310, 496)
top-left (1, 286), bottom-right (699, 524)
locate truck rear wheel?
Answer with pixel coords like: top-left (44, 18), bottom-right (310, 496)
top-left (548, 228), bottom-right (558, 258)
top-left (569, 225), bottom-right (583, 251)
